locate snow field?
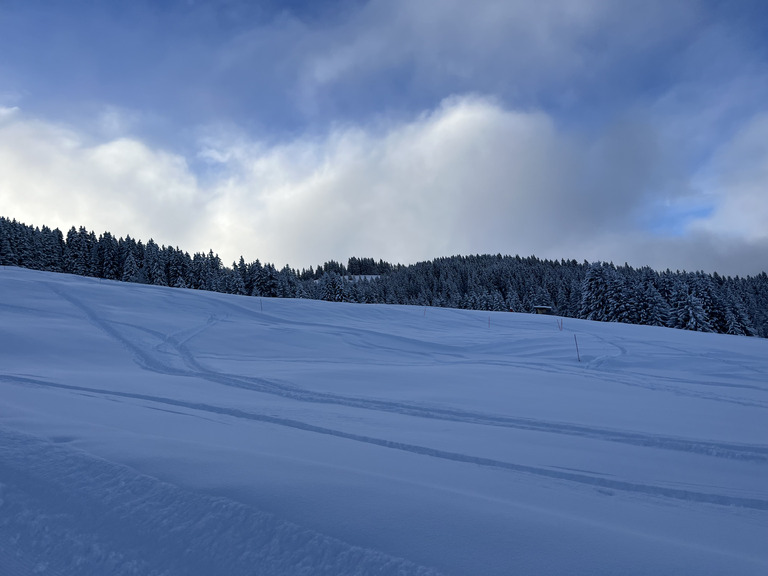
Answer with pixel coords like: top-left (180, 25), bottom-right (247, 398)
top-left (1, 267), bottom-right (767, 575)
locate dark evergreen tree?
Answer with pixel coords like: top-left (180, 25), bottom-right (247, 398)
top-left (672, 286), bottom-right (713, 333)
top-left (580, 263), bottom-right (612, 321)
top-left (322, 272), bottom-right (347, 302)
top-left (722, 283), bottom-right (756, 336)
top-left (144, 240), bottom-right (168, 286)
top-left (64, 227), bottom-right (88, 275)
top-left (98, 232), bottom-right (120, 280)
top-left (0, 220), bottom-right (17, 265)
top-left (227, 263), bottom-right (248, 295)
top-left (122, 251), bottom-right (142, 283)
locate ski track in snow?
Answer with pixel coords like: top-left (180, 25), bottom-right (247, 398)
top-left (45, 282), bottom-right (768, 464)
top-left (3, 373), bottom-right (767, 512)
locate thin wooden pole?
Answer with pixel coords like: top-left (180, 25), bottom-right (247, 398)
top-left (574, 334), bottom-right (581, 362)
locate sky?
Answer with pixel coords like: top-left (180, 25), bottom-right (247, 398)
top-left (1, 0), bottom-right (767, 275)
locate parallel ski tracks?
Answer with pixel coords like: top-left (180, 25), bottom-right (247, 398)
top-left (3, 374), bottom-right (768, 512)
top-left (28, 283), bottom-right (767, 510)
top-left (44, 283), bottom-right (768, 465)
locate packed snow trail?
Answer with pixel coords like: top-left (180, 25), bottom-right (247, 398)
top-left (2, 268), bottom-right (767, 575)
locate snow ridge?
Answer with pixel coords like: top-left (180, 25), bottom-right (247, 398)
top-left (0, 426), bottom-right (442, 576)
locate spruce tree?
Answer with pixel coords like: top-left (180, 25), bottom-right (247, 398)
top-left (122, 251), bottom-right (142, 283)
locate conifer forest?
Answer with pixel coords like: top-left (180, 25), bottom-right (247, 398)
top-left (2, 216), bottom-right (766, 338)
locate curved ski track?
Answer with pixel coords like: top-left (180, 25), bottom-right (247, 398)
top-left (45, 283), bottom-right (768, 465)
top-left (6, 283), bottom-right (759, 512)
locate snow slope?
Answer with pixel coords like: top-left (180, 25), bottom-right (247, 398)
top-left (1, 267), bottom-right (767, 575)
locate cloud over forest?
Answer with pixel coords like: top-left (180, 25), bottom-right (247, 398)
top-left (2, 97), bottom-right (766, 275)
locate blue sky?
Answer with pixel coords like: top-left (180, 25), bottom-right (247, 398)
top-left (1, 0), bottom-right (767, 274)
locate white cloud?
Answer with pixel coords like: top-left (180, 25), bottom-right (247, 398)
top-left (199, 96), bottom-right (595, 265)
top-left (0, 106), bottom-right (20, 121)
top-left (97, 106), bottom-right (143, 139)
top-left (1, 99), bottom-right (766, 275)
top-left (0, 112), bottom-right (205, 251)
top-left (691, 113), bottom-right (768, 243)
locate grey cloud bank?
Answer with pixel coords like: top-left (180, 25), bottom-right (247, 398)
top-left (2, 96), bottom-right (766, 276)
top-left (0, 0), bottom-right (766, 275)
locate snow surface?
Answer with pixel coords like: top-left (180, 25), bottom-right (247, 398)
top-left (1, 267), bottom-right (767, 575)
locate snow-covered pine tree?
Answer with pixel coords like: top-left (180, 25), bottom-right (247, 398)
top-left (0, 219), bottom-right (18, 266)
top-left (673, 286), bottom-right (713, 333)
top-left (580, 262), bottom-right (612, 321)
top-left (122, 251), bottom-right (142, 283)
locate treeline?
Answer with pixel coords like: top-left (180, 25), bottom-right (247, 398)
top-left (2, 216), bottom-right (766, 337)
